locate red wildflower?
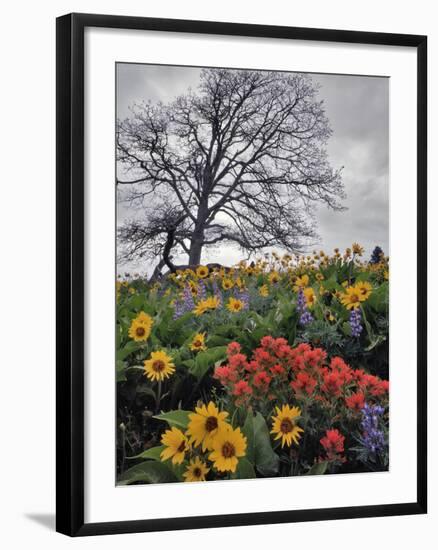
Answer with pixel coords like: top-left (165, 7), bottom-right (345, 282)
top-left (228, 353), bottom-right (248, 370)
top-left (260, 335), bottom-right (275, 350)
top-left (352, 368), bottom-right (367, 384)
top-left (245, 360), bottom-right (260, 373)
top-left (291, 372), bottom-right (317, 396)
top-left (226, 341), bottom-right (241, 357)
top-left (292, 355), bottom-right (306, 371)
top-left (233, 379), bottom-right (253, 397)
top-left (369, 380), bottom-right (387, 396)
top-left (276, 343), bottom-right (293, 360)
top-left (295, 342), bottom-right (311, 355)
top-left (253, 371), bottom-right (271, 389)
top-left (345, 391), bottom-right (365, 411)
top-left (330, 356), bottom-right (349, 371)
top-left (321, 371), bottom-right (343, 397)
top-left (320, 429), bottom-right (345, 459)
top-left (304, 348), bottom-right (327, 368)
top-left (270, 363), bottom-right (287, 377)
top-left (358, 373), bottom-right (388, 396)
top-left (253, 348), bottom-right (276, 369)
top-left (214, 365), bottom-right (237, 384)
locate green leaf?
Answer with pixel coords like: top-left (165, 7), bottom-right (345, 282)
top-left (234, 458), bottom-right (256, 480)
top-left (366, 282), bottom-right (389, 313)
top-left (190, 346), bottom-right (227, 379)
top-left (341, 321), bottom-right (352, 337)
top-left (306, 461), bottom-right (328, 475)
top-left (206, 335), bottom-right (230, 347)
top-left (242, 410), bottom-right (256, 464)
top-left (118, 460), bottom-right (177, 485)
top-left (117, 340), bottom-right (141, 361)
top-left (243, 412), bottom-right (279, 477)
top-left (364, 334), bottom-right (386, 351)
top-left (154, 410), bottom-right (192, 429)
top-left (253, 412), bottom-right (279, 476)
top-left (127, 445), bottom-right (165, 461)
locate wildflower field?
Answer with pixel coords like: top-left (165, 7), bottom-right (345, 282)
top-left (116, 245), bottom-right (389, 485)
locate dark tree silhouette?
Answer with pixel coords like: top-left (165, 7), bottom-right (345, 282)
top-left (117, 68), bottom-right (344, 271)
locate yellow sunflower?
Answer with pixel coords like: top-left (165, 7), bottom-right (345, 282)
top-left (222, 278), bottom-right (234, 290)
top-left (227, 297), bottom-right (244, 313)
top-left (268, 271), bottom-right (280, 284)
top-left (128, 311), bottom-right (153, 342)
top-left (196, 265), bottom-right (209, 279)
top-left (271, 404), bottom-right (304, 448)
top-left (183, 457), bottom-right (210, 482)
top-left (303, 287), bottom-right (316, 307)
top-left (190, 332), bottom-right (207, 352)
top-left (235, 277), bottom-right (245, 290)
top-left (208, 425), bottom-right (247, 472)
top-left (293, 274), bottom-right (309, 291)
top-left (355, 281), bottom-right (372, 301)
top-left (352, 242), bottom-right (364, 256)
top-left (143, 350), bottom-right (175, 382)
top-left (188, 280), bottom-right (198, 296)
top-left (340, 286), bottom-right (362, 310)
top-left (187, 402), bottom-right (229, 451)
top-left (259, 284), bottom-right (269, 297)
top-left (193, 296), bottom-right (220, 316)
top-left (160, 427), bottom-right (189, 465)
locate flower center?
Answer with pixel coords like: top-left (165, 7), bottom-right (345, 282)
top-left (194, 340), bottom-right (202, 347)
top-left (193, 467), bottom-right (202, 478)
top-left (221, 441), bottom-right (236, 458)
top-left (152, 360), bottom-right (165, 372)
top-left (280, 418), bottom-right (294, 433)
top-left (350, 295), bottom-right (359, 303)
top-left (136, 326), bottom-right (146, 337)
top-left (177, 440), bottom-right (186, 453)
top-left (205, 416), bottom-right (218, 432)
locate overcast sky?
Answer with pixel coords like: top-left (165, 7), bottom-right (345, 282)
top-left (116, 63), bottom-right (389, 275)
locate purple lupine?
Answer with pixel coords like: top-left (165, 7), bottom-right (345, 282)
top-left (211, 280), bottom-right (223, 307)
top-left (361, 403), bottom-right (386, 454)
top-left (349, 307), bottom-right (363, 337)
top-left (297, 288), bottom-right (313, 326)
top-left (173, 284), bottom-right (196, 319)
top-left (197, 280), bottom-right (207, 300)
top-left (212, 279), bottom-right (219, 295)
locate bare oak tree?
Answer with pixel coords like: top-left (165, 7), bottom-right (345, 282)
top-left (117, 69), bottom-right (344, 271)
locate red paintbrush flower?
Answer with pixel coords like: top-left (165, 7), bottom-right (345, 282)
top-left (345, 391), bottom-right (365, 411)
top-left (320, 429), bottom-right (345, 457)
top-left (253, 371), bottom-right (271, 389)
top-left (321, 371), bottom-right (343, 397)
top-left (226, 341), bottom-right (241, 357)
top-left (233, 379), bottom-right (253, 397)
top-left (291, 372), bottom-right (317, 396)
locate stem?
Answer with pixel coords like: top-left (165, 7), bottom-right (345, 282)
top-left (155, 380), bottom-right (162, 413)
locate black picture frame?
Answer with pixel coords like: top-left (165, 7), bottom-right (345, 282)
top-left (56, 12), bottom-right (427, 537)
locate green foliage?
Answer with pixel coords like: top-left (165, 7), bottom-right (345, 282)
top-left (118, 460), bottom-right (177, 485)
top-left (154, 410), bottom-right (192, 429)
top-left (242, 411), bottom-right (279, 476)
top-left (116, 251), bottom-right (389, 483)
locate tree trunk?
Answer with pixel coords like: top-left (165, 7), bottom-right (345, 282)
top-left (188, 236), bottom-right (203, 265)
top-left (188, 202), bottom-right (207, 265)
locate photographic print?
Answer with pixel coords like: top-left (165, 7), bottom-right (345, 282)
top-left (115, 64), bottom-right (389, 485)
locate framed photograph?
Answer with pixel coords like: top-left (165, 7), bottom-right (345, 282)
top-left (56, 13), bottom-right (427, 536)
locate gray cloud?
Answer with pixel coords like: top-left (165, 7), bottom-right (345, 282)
top-left (117, 64), bottom-right (388, 274)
